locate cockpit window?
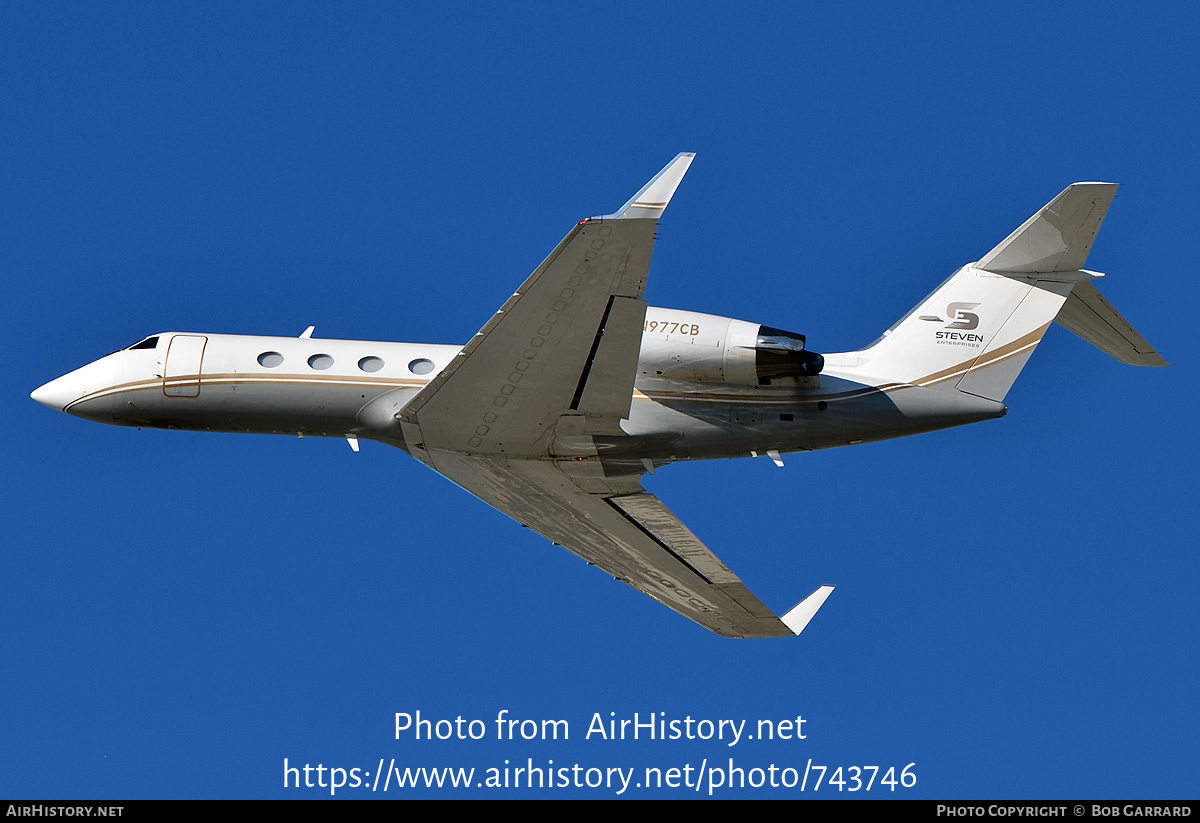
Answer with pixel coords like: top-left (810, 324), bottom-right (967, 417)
top-left (127, 336), bottom-right (159, 351)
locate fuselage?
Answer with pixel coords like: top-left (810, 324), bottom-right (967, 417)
top-left (32, 307), bottom-right (1006, 464)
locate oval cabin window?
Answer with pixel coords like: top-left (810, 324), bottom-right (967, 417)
top-left (408, 358), bottom-right (435, 375)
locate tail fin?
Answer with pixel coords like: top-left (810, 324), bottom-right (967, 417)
top-left (858, 183), bottom-right (1165, 401)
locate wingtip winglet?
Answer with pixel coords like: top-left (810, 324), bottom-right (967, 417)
top-left (606, 152), bottom-right (696, 220)
top-left (780, 584), bottom-right (835, 636)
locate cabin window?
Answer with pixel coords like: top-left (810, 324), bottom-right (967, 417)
top-left (308, 354), bottom-right (334, 370)
top-left (257, 351), bottom-right (284, 368)
top-left (408, 358), bottom-right (435, 375)
top-left (127, 336), bottom-right (159, 351)
top-left (358, 356), bottom-right (384, 373)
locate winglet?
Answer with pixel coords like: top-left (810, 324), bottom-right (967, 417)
top-left (603, 153), bottom-right (695, 220)
top-left (780, 585), bottom-right (835, 635)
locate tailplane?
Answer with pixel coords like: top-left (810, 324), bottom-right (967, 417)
top-left (855, 183), bottom-right (1165, 402)
top-left (1054, 280), bottom-right (1166, 367)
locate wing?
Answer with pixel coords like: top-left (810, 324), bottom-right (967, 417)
top-left (426, 451), bottom-right (834, 638)
top-left (399, 153), bottom-right (696, 455)
top-left (398, 155), bottom-right (834, 638)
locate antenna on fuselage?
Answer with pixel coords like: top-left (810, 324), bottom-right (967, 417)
top-left (299, 326), bottom-right (315, 338)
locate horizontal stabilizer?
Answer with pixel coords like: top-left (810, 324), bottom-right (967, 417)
top-left (1056, 280), bottom-right (1168, 366)
top-left (978, 183), bottom-right (1118, 274)
top-left (780, 585), bottom-right (835, 635)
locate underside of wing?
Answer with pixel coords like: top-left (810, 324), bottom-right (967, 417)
top-left (397, 155), bottom-right (833, 637)
top-left (399, 154), bottom-right (695, 459)
top-left (425, 451), bottom-right (833, 638)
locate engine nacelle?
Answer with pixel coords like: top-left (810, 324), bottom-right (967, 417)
top-left (637, 308), bottom-right (823, 387)
top-left (750, 325), bottom-right (825, 380)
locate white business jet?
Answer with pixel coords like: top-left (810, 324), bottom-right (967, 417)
top-left (32, 154), bottom-right (1165, 638)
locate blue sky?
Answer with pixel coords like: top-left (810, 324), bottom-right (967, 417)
top-left (3, 3), bottom-right (1196, 798)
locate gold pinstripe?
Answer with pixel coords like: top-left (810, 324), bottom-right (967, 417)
top-left (64, 372), bottom-right (430, 412)
top-left (67, 324), bottom-right (1052, 414)
top-left (908, 323), bottom-right (1051, 388)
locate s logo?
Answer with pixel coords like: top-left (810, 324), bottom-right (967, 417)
top-left (946, 302), bottom-right (980, 330)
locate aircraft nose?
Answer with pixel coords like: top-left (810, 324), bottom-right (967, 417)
top-left (31, 374), bottom-right (83, 412)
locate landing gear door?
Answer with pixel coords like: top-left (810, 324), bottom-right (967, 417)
top-left (163, 335), bottom-right (207, 397)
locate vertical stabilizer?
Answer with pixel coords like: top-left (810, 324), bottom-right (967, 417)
top-left (853, 182), bottom-right (1162, 401)
top-left (857, 266), bottom-right (1074, 401)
